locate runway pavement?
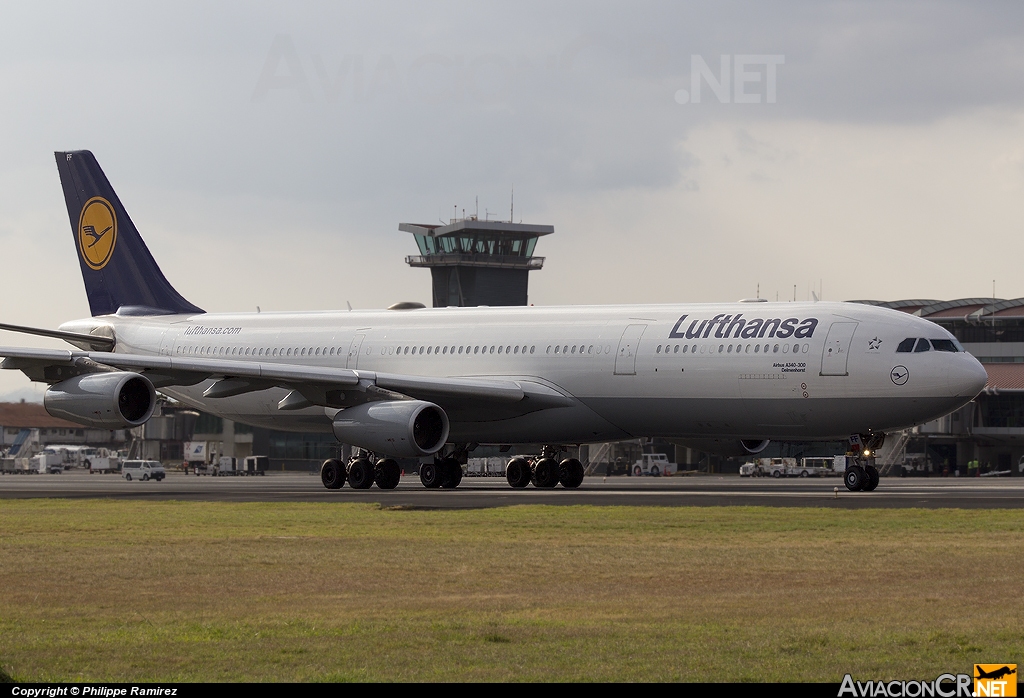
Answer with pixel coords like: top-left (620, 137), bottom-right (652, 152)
top-left (1, 470), bottom-right (1022, 508)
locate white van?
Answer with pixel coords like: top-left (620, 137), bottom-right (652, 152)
top-left (121, 460), bottom-right (165, 482)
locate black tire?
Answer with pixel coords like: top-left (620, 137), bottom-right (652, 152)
top-left (772, 469), bottom-right (781, 478)
top-left (320, 458), bottom-right (345, 490)
top-left (83, 459), bottom-right (91, 469)
top-left (125, 473), bottom-right (132, 481)
top-left (506, 457), bottom-right (531, 488)
top-left (348, 458), bottom-right (375, 489)
top-left (533, 457), bottom-right (560, 488)
top-left (142, 474), bottom-right (149, 481)
top-left (419, 460), bottom-right (444, 488)
top-left (844, 465), bottom-right (865, 492)
top-left (558, 458), bottom-right (585, 489)
top-left (863, 465), bottom-right (880, 491)
top-left (375, 458), bottom-right (401, 490)
top-left (800, 470), bottom-right (809, 478)
top-left (651, 465), bottom-right (660, 477)
top-left (440, 458), bottom-right (463, 489)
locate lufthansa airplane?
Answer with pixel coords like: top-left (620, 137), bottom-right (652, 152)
top-left (0, 152), bottom-right (988, 492)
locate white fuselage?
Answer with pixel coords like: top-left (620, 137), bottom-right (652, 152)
top-left (62, 300), bottom-right (988, 445)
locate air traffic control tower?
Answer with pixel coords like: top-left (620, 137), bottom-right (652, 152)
top-left (401, 218), bottom-right (553, 307)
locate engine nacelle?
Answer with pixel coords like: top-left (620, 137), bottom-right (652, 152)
top-left (44, 372), bottom-right (156, 429)
top-left (739, 439), bottom-right (771, 454)
top-left (332, 400), bottom-right (450, 458)
top-left (671, 438), bottom-right (771, 457)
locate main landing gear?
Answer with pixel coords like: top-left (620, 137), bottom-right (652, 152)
top-left (321, 454), bottom-right (402, 490)
top-left (506, 446), bottom-right (585, 490)
top-left (321, 444), bottom-right (587, 492)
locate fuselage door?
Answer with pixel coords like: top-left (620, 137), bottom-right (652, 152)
top-left (614, 324), bottom-right (647, 375)
top-left (347, 333), bottom-right (366, 369)
top-left (820, 322), bottom-right (858, 376)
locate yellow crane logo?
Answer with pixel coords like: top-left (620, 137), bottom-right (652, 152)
top-left (78, 196), bottom-right (117, 270)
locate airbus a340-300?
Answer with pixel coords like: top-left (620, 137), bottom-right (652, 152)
top-left (0, 152), bottom-right (988, 492)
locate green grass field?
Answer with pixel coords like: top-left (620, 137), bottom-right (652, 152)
top-left (0, 500), bottom-right (1021, 682)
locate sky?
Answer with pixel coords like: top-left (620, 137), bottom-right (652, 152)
top-left (1, 1), bottom-right (1023, 399)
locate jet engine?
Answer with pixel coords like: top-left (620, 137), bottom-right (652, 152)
top-left (332, 400), bottom-right (450, 458)
top-left (671, 438), bottom-right (771, 457)
top-left (44, 372), bottom-right (156, 428)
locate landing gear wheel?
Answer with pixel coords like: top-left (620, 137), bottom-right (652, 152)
top-left (440, 458), bottom-right (463, 489)
top-left (374, 458), bottom-right (401, 490)
top-left (419, 461), bottom-right (443, 488)
top-left (844, 466), bottom-right (866, 492)
top-left (862, 465), bottom-right (879, 492)
top-left (321, 459), bottom-right (346, 489)
top-left (533, 457), bottom-right (560, 488)
top-left (558, 458), bottom-right (585, 489)
top-left (506, 457), bottom-right (531, 488)
top-left (347, 458), bottom-right (375, 490)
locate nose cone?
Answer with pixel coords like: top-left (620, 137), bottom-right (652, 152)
top-left (949, 355), bottom-right (989, 398)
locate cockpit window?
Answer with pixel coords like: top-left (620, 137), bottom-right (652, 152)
top-left (896, 338), bottom-right (916, 353)
top-left (914, 338), bottom-right (931, 353)
top-left (931, 339), bottom-right (958, 352)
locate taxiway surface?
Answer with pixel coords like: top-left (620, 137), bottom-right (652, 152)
top-left (1, 471), bottom-right (1021, 508)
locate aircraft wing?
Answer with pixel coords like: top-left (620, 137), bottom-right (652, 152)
top-left (0, 347), bottom-right (571, 414)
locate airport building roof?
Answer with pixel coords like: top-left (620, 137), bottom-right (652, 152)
top-left (981, 364), bottom-right (1024, 392)
top-left (0, 401), bottom-right (81, 429)
top-left (851, 297), bottom-right (1024, 321)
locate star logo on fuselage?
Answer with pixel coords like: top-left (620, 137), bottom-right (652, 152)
top-left (868, 337), bottom-right (882, 351)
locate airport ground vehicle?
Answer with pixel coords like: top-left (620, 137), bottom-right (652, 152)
top-left (0, 150), bottom-right (989, 493)
top-left (0, 458), bottom-right (33, 474)
top-left (632, 453), bottom-right (677, 476)
top-left (742, 456), bottom-right (847, 478)
top-left (797, 457), bottom-right (841, 477)
top-left (31, 452), bottom-right (64, 474)
top-left (467, 457), bottom-right (504, 476)
top-left (87, 455), bottom-right (118, 473)
top-left (121, 460), bottom-right (165, 481)
top-left (241, 455), bottom-right (268, 475)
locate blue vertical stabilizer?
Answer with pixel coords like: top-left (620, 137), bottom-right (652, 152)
top-left (54, 151), bottom-right (204, 317)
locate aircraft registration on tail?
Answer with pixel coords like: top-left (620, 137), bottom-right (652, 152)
top-left (0, 151), bottom-right (989, 492)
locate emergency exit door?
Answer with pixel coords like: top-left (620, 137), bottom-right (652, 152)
top-left (347, 333), bottom-right (365, 369)
top-left (614, 324), bottom-right (647, 375)
top-left (820, 322), bottom-right (858, 376)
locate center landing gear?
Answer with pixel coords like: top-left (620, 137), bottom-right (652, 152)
top-left (320, 453), bottom-right (403, 491)
top-left (505, 446), bottom-right (585, 489)
top-left (420, 447), bottom-right (467, 489)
